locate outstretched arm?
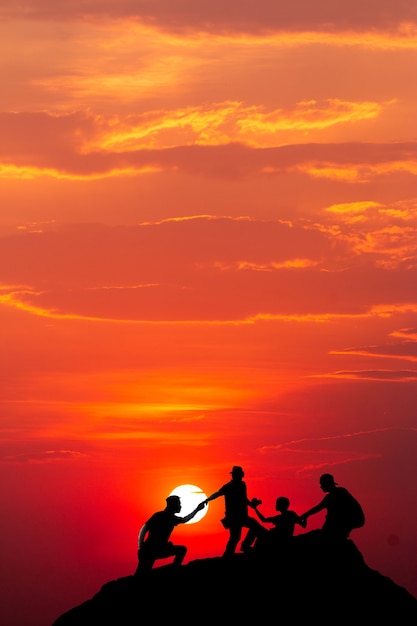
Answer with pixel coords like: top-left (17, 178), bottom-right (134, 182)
top-left (300, 500), bottom-right (325, 522)
top-left (204, 490), bottom-right (222, 504)
top-left (180, 501), bottom-right (206, 524)
top-left (295, 514), bottom-right (307, 528)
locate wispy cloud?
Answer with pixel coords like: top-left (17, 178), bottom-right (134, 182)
top-left (331, 341), bottom-right (417, 363)
top-left (1, 2), bottom-right (417, 39)
top-left (391, 327), bottom-right (417, 338)
top-left (0, 450), bottom-right (87, 464)
top-left (258, 426), bottom-right (407, 453)
top-left (324, 369), bottom-right (417, 380)
top-left (2, 111), bottom-right (416, 180)
top-left (294, 452), bottom-right (382, 474)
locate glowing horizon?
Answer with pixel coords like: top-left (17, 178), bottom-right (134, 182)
top-left (1, 2), bottom-right (416, 625)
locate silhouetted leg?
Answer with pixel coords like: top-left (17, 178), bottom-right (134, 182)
top-left (172, 545), bottom-right (187, 566)
top-left (240, 517), bottom-right (266, 552)
top-left (223, 524), bottom-right (242, 556)
top-left (135, 546), bottom-right (156, 574)
top-left (252, 527), bottom-right (271, 553)
top-left (154, 542), bottom-right (187, 567)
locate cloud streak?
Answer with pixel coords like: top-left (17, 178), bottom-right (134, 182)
top-left (0, 449), bottom-right (87, 464)
top-left (259, 426), bottom-right (408, 451)
top-left (2, 111), bottom-right (416, 179)
top-left (326, 369), bottom-right (417, 380)
top-left (0, 210), bottom-right (416, 322)
top-left (1, 1), bottom-right (417, 35)
top-left (331, 341), bottom-right (417, 362)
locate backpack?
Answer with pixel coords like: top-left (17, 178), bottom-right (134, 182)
top-left (344, 490), bottom-right (365, 529)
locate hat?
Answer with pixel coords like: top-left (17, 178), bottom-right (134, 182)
top-left (319, 473), bottom-right (338, 486)
top-left (230, 465), bottom-right (244, 476)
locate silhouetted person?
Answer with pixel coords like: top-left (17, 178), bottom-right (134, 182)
top-left (253, 496), bottom-right (306, 550)
top-left (300, 473), bottom-right (365, 540)
top-left (136, 495), bottom-right (205, 573)
top-left (203, 466), bottom-right (264, 556)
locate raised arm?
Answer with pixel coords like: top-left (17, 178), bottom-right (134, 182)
top-left (295, 514), bottom-right (307, 528)
top-left (300, 500), bottom-right (325, 521)
top-left (204, 490), bottom-right (222, 503)
top-left (180, 501), bottom-right (206, 524)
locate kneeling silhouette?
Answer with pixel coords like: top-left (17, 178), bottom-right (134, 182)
top-left (136, 495), bottom-right (205, 573)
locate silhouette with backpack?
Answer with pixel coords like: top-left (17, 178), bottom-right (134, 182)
top-left (300, 474), bottom-right (365, 540)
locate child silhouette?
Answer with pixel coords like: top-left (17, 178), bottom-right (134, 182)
top-left (253, 496), bottom-right (306, 551)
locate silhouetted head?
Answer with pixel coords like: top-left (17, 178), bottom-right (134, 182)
top-left (230, 466), bottom-right (244, 480)
top-left (275, 496), bottom-right (290, 512)
top-left (166, 495), bottom-right (181, 513)
top-left (319, 474), bottom-right (338, 492)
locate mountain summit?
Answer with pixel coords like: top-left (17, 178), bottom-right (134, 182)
top-left (52, 532), bottom-right (417, 625)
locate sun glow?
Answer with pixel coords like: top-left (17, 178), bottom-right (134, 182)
top-left (169, 484), bottom-right (208, 524)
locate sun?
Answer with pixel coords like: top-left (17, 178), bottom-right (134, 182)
top-left (169, 484), bottom-right (208, 524)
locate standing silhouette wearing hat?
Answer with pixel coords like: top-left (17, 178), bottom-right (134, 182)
top-left (203, 466), bottom-right (265, 556)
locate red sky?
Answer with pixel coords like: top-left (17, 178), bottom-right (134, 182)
top-left (1, 2), bottom-right (416, 624)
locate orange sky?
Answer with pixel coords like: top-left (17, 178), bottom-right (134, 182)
top-left (1, 2), bottom-right (417, 624)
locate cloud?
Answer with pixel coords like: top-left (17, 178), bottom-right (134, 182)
top-left (259, 427), bottom-right (407, 452)
top-left (1, 0), bottom-right (416, 35)
top-left (259, 425), bottom-right (417, 474)
top-left (391, 327), bottom-right (417, 338)
top-left (0, 216), bottom-right (416, 321)
top-left (0, 216), bottom-right (347, 284)
top-left (91, 428), bottom-right (211, 445)
top-left (1, 111), bottom-right (416, 179)
top-left (331, 341), bottom-right (417, 362)
top-left (327, 369), bottom-right (417, 380)
top-left (83, 99), bottom-right (388, 151)
top-left (295, 452), bottom-right (382, 474)
top-left (0, 449), bottom-right (87, 464)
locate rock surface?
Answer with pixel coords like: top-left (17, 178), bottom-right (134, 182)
top-left (52, 532), bottom-right (417, 625)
